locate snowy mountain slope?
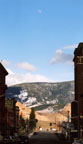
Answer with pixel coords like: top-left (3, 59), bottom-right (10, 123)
top-left (6, 81), bottom-right (74, 112)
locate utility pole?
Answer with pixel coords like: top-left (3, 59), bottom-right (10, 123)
top-left (67, 111), bottom-right (70, 123)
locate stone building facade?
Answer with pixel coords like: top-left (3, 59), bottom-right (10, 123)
top-left (0, 62), bottom-right (8, 135)
top-left (71, 43), bottom-right (83, 139)
top-left (5, 98), bottom-right (19, 135)
top-left (0, 62), bottom-right (19, 136)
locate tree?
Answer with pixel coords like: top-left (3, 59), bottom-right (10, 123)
top-left (25, 117), bottom-right (29, 126)
top-left (29, 108), bottom-right (36, 130)
top-left (19, 113), bottom-right (26, 129)
top-left (25, 117), bottom-right (29, 134)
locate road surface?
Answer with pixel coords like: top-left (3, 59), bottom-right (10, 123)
top-left (29, 131), bottom-right (71, 144)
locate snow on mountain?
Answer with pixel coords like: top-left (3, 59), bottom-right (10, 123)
top-left (18, 90), bottom-right (28, 100)
top-left (6, 81), bottom-right (74, 112)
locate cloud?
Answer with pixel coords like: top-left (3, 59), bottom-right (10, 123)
top-left (50, 44), bottom-right (78, 65)
top-left (1, 60), bottom-right (11, 66)
top-left (37, 9), bottom-right (42, 14)
top-left (63, 44), bottom-right (78, 50)
top-left (50, 50), bottom-right (73, 65)
top-left (7, 68), bottom-right (14, 74)
top-left (17, 62), bottom-right (37, 71)
top-left (6, 69), bottom-right (51, 86)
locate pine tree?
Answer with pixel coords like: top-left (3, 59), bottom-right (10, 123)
top-left (19, 113), bottom-right (26, 129)
top-left (29, 108), bottom-right (36, 130)
top-left (25, 117), bottom-right (29, 126)
top-left (25, 117), bottom-right (29, 134)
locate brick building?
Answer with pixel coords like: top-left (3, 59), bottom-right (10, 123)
top-left (0, 62), bottom-right (19, 136)
top-left (5, 98), bottom-right (19, 136)
top-left (71, 43), bottom-right (83, 139)
top-left (0, 62), bottom-right (8, 135)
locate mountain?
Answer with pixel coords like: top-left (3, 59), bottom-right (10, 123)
top-left (6, 81), bottom-right (74, 112)
top-left (16, 102), bottom-right (71, 130)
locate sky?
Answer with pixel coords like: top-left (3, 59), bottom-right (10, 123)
top-left (0, 0), bottom-right (83, 86)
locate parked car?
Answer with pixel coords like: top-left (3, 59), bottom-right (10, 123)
top-left (3, 136), bottom-right (12, 143)
top-left (72, 139), bottom-right (83, 144)
top-left (3, 135), bottom-right (19, 144)
top-left (18, 135), bottom-right (29, 144)
top-left (0, 134), bottom-right (3, 142)
top-left (33, 132), bottom-right (38, 135)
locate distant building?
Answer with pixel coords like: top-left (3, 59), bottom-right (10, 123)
top-left (71, 43), bottom-right (83, 139)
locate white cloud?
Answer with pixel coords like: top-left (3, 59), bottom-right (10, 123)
top-left (63, 44), bottom-right (78, 50)
top-left (1, 60), bottom-right (11, 66)
top-left (50, 50), bottom-right (73, 65)
top-left (6, 69), bottom-right (51, 86)
top-left (37, 9), bottom-right (42, 14)
top-left (17, 62), bottom-right (37, 71)
top-left (7, 68), bottom-right (14, 74)
top-left (50, 44), bottom-right (78, 65)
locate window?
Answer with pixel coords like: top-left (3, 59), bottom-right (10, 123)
top-left (76, 56), bottom-right (83, 64)
top-left (81, 58), bottom-right (83, 63)
top-left (76, 57), bottom-right (80, 63)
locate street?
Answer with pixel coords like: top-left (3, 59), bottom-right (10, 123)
top-left (29, 132), bottom-right (72, 144)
